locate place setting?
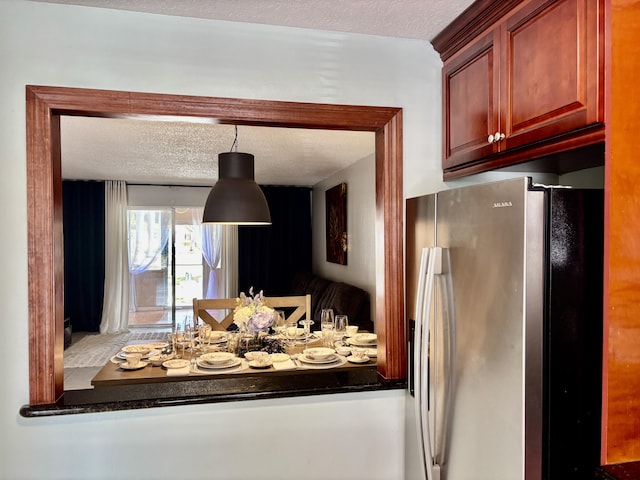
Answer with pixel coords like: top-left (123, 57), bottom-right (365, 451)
top-left (190, 351), bottom-right (246, 375)
top-left (346, 332), bottom-right (377, 347)
top-left (110, 342), bottom-right (166, 370)
top-left (294, 347), bottom-right (348, 369)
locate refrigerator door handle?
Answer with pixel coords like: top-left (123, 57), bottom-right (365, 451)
top-left (434, 247), bottom-right (455, 476)
top-left (423, 247), bottom-right (443, 480)
top-left (414, 247), bottom-right (442, 480)
top-left (413, 247), bottom-right (430, 480)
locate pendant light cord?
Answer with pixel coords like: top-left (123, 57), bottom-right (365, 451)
top-left (230, 125), bottom-right (238, 152)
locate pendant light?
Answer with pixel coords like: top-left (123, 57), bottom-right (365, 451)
top-left (202, 126), bottom-right (271, 225)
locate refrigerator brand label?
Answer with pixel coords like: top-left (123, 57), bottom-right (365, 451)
top-left (492, 201), bottom-right (513, 208)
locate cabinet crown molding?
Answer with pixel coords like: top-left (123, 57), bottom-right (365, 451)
top-left (431, 0), bottom-right (526, 60)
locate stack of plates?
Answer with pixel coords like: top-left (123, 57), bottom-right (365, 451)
top-left (196, 352), bottom-right (242, 371)
top-left (199, 331), bottom-right (228, 346)
top-left (346, 333), bottom-right (378, 358)
top-left (297, 352), bottom-right (347, 369)
top-left (347, 333), bottom-right (377, 346)
top-left (117, 344), bottom-right (160, 360)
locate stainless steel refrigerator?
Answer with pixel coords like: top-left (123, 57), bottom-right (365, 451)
top-left (405, 177), bottom-right (603, 480)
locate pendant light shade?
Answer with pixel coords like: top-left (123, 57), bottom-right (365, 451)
top-left (202, 151), bottom-right (271, 225)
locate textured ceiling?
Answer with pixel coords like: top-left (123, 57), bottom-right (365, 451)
top-left (40, 0), bottom-right (475, 186)
top-left (61, 117), bottom-right (375, 187)
top-left (28, 0), bottom-right (474, 40)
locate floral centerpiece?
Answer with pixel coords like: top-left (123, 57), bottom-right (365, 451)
top-left (232, 288), bottom-right (284, 356)
top-left (233, 287), bottom-right (275, 334)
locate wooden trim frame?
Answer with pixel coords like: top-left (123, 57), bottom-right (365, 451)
top-left (26, 85), bottom-right (405, 405)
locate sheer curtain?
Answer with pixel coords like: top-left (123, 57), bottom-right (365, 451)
top-left (100, 181), bottom-right (130, 334)
top-left (222, 225), bottom-right (238, 298)
top-left (193, 206), bottom-right (237, 299)
top-left (128, 209), bottom-right (171, 311)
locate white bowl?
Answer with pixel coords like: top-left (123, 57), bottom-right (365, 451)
top-left (207, 331), bottom-right (227, 341)
top-left (200, 352), bottom-right (235, 365)
top-left (335, 346), bottom-right (351, 356)
top-left (121, 344), bottom-right (151, 354)
top-left (303, 347), bottom-right (335, 360)
top-left (354, 333), bottom-right (377, 344)
top-left (149, 352), bottom-right (174, 367)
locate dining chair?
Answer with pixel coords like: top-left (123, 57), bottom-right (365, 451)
top-left (262, 294), bottom-right (311, 325)
top-left (192, 294), bottom-right (312, 331)
top-left (192, 297), bottom-right (238, 331)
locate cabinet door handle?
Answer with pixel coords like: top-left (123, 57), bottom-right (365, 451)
top-left (488, 132), bottom-right (505, 144)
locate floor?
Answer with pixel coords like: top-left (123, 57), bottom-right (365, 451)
top-left (63, 309), bottom-right (192, 390)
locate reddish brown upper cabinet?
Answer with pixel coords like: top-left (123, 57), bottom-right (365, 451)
top-left (435, 0), bottom-right (604, 179)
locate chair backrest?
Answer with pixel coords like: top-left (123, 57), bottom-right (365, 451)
top-left (263, 294), bottom-right (311, 324)
top-left (193, 294), bottom-right (312, 331)
top-left (192, 297), bottom-right (238, 331)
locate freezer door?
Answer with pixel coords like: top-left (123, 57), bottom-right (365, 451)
top-left (435, 177), bottom-right (544, 480)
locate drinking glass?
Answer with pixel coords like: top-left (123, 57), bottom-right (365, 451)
top-left (174, 325), bottom-right (186, 358)
top-left (300, 319), bottom-right (314, 344)
top-left (334, 315), bottom-right (348, 343)
top-left (274, 310), bottom-right (286, 335)
top-left (198, 324), bottom-right (211, 353)
top-left (321, 309), bottom-right (335, 347)
top-left (167, 332), bottom-right (177, 356)
top-left (285, 319), bottom-right (299, 347)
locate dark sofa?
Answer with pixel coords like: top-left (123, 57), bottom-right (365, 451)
top-left (290, 272), bottom-right (373, 332)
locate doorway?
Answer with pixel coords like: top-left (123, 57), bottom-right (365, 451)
top-left (127, 206), bottom-right (215, 329)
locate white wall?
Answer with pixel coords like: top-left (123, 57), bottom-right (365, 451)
top-left (0, 1), bottom-right (443, 478)
top-left (312, 154), bottom-right (376, 314)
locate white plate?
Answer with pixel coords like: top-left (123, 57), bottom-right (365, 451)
top-left (196, 357), bottom-right (242, 370)
top-left (146, 342), bottom-right (169, 349)
top-left (347, 338), bottom-right (378, 347)
top-left (200, 335), bottom-right (228, 345)
top-left (354, 333), bottom-right (377, 344)
top-left (303, 347), bottom-right (335, 360)
top-left (162, 359), bottom-right (190, 369)
top-left (248, 360), bottom-right (273, 369)
top-left (347, 355), bottom-right (370, 364)
top-left (297, 353), bottom-right (338, 365)
top-left (117, 350), bottom-right (159, 360)
top-left (200, 352), bottom-right (235, 365)
top-left (270, 353), bottom-right (290, 363)
top-left (296, 355), bottom-right (347, 370)
top-left (120, 361), bottom-right (149, 370)
top-left (363, 347), bottom-right (377, 358)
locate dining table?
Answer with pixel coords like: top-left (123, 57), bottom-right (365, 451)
top-left (89, 330), bottom-right (379, 400)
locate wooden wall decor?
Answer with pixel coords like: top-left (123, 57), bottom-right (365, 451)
top-left (325, 183), bottom-right (347, 265)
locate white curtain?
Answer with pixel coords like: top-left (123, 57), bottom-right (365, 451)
top-left (193, 206), bottom-right (237, 299)
top-left (222, 225), bottom-right (238, 298)
top-left (193, 208), bottom-right (222, 299)
top-left (100, 180), bottom-right (130, 334)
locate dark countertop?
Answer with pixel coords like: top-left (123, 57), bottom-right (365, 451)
top-left (20, 365), bottom-right (405, 417)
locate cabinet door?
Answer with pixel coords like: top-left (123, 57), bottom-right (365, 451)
top-left (502, 0), bottom-right (602, 150)
top-left (443, 30), bottom-right (500, 170)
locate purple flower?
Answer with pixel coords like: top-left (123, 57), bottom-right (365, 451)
top-left (246, 309), bottom-right (274, 334)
